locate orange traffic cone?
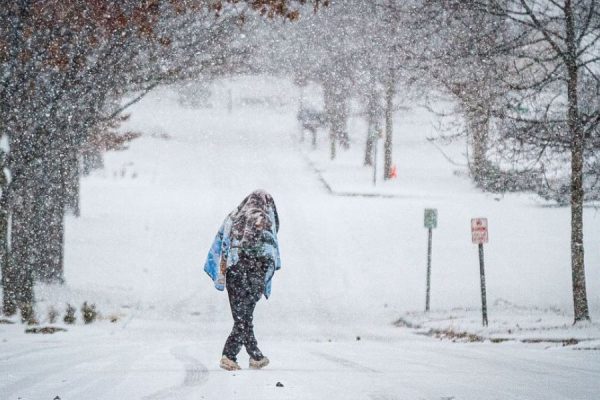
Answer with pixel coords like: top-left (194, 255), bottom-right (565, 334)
top-left (388, 164), bottom-right (398, 179)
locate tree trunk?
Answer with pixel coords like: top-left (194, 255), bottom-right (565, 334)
top-left (565, 2), bottom-right (590, 323)
top-left (330, 126), bottom-right (337, 160)
top-left (331, 93), bottom-right (348, 152)
top-left (323, 82), bottom-right (337, 160)
top-left (323, 78), bottom-right (350, 159)
top-left (39, 195), bottom-right (65, 284)
top-left (33, 150), bottom-right (65, 284)
top-left (9, 164), bottom-right (37, 321)
top-left (364, 85), bottom-right (380, 166)
top-left (383, 71), bottom-right (394, 180)
top-left (570, 126), bottom-right (589, 323)
top-left (46, 159), bottom-right (66, 284)
top-left (4, 127), bottom-right (45, 320)
top-left (364, 120), bottom-right (375, 166)
top-left (0, 151), bottom-right (14, 316)
top-left (467, 105), bottom-right (490, 185)
top-left (338, 110), bottom-right (350, 149)
top-left (64, 148), bottom-right (80, 217)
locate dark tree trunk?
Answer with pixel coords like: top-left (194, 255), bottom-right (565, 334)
top-left (9, 163), bottom-right (37, 321)
top-left (337, 112), bottom-right (349, 149)
top-left (64, 147), bottom-right (80, 217)
top-left (467, 105), bottom-right (490, 185)
top-left (569, 111), bottom-right (589, 323)
top-left (0, 151), bottom-right (14, 315)
top-left (330, 97), bottom-right (348, 156)
top-left (364, 85), bottom-right (380, 166)
top-left (34, 147), bottom-right (65, 284)
top-left (383, 71), bottom-right (394, 180)
top-left (3, 126), bottom-right (48, 320)
top-left (329, 126), bottom-right (337, 160)
top-left (565, 1), bottom-right (590, 323)
top-left (364, 120), bottom-right (375, 166)
top-left (323, 82), bottom-right (337, 160)
top-left (38, 194), bottom-right (65, 284)
top-left (323, 79), bottom-right (349, 160)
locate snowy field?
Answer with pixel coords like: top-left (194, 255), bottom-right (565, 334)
top-left (1, 76), bottom-right (599, 400)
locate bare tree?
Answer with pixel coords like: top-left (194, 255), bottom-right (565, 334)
top-left (461, 0), bottom-right (600, 323)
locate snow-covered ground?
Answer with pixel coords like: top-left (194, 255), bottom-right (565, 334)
top-left (397, 302), bottom-right (600, 349)
top-left (1, 76), bottom-right (599, 400)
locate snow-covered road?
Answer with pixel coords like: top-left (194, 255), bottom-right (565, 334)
top-left (1, 81), bottom-right (599, 399)
top-left (4, 320), bottom-right (598, 400)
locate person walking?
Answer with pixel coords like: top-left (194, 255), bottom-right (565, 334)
top-left (204, 190), bottom-right (281, 371)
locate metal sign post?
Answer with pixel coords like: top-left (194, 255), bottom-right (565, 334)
top-left (424, 209), bottom-right (438, 312)
top-left (372, 133), bottom-right (380, 186)
top-left (471, 218), bottom-right (489, 327)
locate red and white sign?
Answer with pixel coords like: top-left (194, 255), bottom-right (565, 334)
top-left (471, 218), bottom-right (489, 244)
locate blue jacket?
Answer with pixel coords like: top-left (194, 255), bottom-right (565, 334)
top-left (203, 209), bottom-right (281, 298)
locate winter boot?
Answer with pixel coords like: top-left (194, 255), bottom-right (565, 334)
top-left (220, 355), bottom-right (241, 371)
top-left (249, 356), bottom-right (269, 370)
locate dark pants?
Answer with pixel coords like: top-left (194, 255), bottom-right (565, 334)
top-left (222, 254), bottom-right (267, 362)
